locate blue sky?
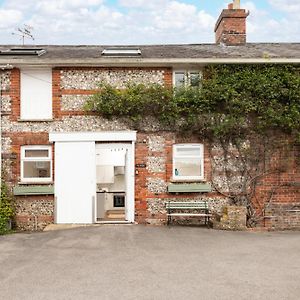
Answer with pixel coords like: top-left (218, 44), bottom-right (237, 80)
top-left (0, 0), bottom-right (299, 45)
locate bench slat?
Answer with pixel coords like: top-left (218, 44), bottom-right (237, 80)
top-left (167, 207), bottom-right (208, 210)
top-left (167, 213), bottom-right (212, 217)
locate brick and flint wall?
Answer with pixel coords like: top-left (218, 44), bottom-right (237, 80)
top-left (1, 67), bottom-right (300, 230)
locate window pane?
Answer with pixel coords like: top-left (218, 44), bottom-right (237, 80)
top-left (175, 73), bottom-right (185, 87)
top-left (25, 149), bottom-right (49, 158)
top-left (190, 72), bottom-right (200, 87)
top-left (176, 147), bottom-right (200, 157)
top-left (23, 161), bottom-right (51, 178)
top-left (174, 158), bottom-right (201, 177)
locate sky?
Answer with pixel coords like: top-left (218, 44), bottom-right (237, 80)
top-left (0, 0), bottom-right (299, 45)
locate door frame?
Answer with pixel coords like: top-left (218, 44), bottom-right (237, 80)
top-left (49, 131), bottom-right (137, 224)
top-left (95, 142), bottom-right (135, 223)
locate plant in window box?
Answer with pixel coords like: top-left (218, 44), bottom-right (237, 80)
top-left (0, 181), bottom-right (14, 234)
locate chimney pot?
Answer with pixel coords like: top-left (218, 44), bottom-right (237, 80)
top-left (233, 0), bottom-right (241, 9)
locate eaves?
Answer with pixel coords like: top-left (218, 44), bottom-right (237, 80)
top-left (1, 57), bottom-right (300, 68)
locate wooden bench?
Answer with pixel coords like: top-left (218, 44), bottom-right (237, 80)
top-left (166, 201), bottom-right (211, 227)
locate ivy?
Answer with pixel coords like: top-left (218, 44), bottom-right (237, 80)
top-left (85, 82), bottom-right (175, 124)
top-left (85, 65), bottom-right (300, 143)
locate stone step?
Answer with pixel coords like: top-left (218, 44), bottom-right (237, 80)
top-left (106, 210), bottom-right (125, 219)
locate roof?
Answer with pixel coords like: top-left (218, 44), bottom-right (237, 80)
top-left (0, 43), bottom-right (299, 67)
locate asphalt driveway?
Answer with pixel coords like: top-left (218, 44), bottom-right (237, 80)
top-left (0, 225), bottom-right (299, 300)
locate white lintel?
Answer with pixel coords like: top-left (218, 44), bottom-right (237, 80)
top-left (49, 131), bottom-right (137, 142)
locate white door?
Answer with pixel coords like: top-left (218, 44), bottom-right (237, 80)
top-left (55, 141), bottom-right (96, 224)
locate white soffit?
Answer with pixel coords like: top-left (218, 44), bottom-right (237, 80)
top-left (49, 131), bottom-right (137, 142)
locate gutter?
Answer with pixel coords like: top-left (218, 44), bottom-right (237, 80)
top-left (0, 58), bottom-right (300, 68)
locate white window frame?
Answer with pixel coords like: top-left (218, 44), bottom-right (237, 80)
top-left (20, 145), bottom-right (52, 183)
top-left (173, 70), bottom-right (203, 88)
top-left (172, 144), bottom-right (204, 181)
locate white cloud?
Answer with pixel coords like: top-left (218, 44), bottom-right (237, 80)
top-left (11, 0), bottom-right (215, 44)
top-left (36, 0), bottom-right (104, 11)
top-left (0, 9), bottom-right (23, 29)
top-left (154, 2), bottom-right (198, 30)
top-left (243, 1), bottom-right (300, 42)
top-left (3, 0), bottom-right (36, 10)
top-left (118, 0), bottom-right (169, 9)
top-left (268, 0), bottom-right (300, 14)
top-left (0, 0), bottom-right (299, 45)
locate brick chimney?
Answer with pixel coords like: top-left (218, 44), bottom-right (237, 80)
top-left (214, 0), bottom-right (249, 45)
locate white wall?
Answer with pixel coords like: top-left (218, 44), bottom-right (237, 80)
top-left (21, 68), bottom-right (52, 120)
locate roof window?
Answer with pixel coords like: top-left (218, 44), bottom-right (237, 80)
top-left (101, 47), bottom-right (141, 57)
top-left (0, 48), bottom-right (46, 56)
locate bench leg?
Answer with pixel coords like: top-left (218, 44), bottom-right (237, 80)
top-left (167, 215), bottom-right (171, 226)
top-left (207, 216), bottom-right (210, 228)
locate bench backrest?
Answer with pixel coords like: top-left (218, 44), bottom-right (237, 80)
top-left (166, 201), bottom-right (209, 210)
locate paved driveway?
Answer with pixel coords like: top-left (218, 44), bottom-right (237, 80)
top-left (0, 226), bottom-right (299, 300)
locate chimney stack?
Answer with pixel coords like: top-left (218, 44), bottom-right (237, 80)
top-left (214, 0), bottom-right (249, 46)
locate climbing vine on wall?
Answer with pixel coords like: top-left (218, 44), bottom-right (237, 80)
top-left (86, 64), bottom-right (300, 142)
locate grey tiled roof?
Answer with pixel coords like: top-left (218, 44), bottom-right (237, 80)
top-left (0, 43), bottom-right (299, 62)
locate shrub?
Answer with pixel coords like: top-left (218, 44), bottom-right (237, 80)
top-left (0, 182), bottom-right (14, 235)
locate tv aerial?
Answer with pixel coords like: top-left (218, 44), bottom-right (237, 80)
top-left (12, 24), bottom-right (35, 45)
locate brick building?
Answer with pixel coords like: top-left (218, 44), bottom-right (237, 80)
top-left (1, 1), bottom-right (300, 230)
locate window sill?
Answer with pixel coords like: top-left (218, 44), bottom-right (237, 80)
top-left (167, 182), bottom-right (212, 193)
top-left (18, 181), bottom-right (54, 185)
top-left (170, 178), bottom-right (206, 183)
top-left (18, 119), bottom-right (54, 122)
top-left (13, 185), bottom-right (54, 196)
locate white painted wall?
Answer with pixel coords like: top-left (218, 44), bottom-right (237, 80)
top-left (55, 141), bottom-right (96, 224)
top-left (20, 68), bottom-right (52, 120)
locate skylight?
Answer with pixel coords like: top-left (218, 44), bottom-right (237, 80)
top-left (101, 48), bottom-right (141, 57)
top-left (0, 48), bottom-right (46, 56)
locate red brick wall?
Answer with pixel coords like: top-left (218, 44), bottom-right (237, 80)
top-left (10, 68), bottom-right (21, 121)
top-left (52, 68), bottom-right (61, 119)
top-left (215, 9), bottom-right (248, 45)
top-left (253, 144), bottom-right (300, 227)
top-left (3, 132), bottom-right (52, 183)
